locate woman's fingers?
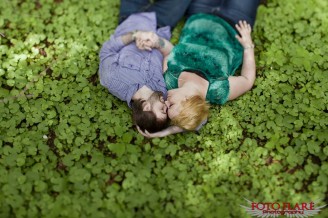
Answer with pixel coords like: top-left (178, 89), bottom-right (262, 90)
top-left (235, 21), bottom-right (252, 46)
top-left (136, 126), bottom-right (150, 137)
top-left (236, 20), bottom-right (251, 33)
top-left (235, 23), bottom-right (241, 30)
top-left (235, 34), bottom-right (242, 43)
top-left (136, 39), bottom-right (152, 51)
top-left (236, 22), bottom-right (245, 35)
top-left (235, 20), bottom-right (254, 48)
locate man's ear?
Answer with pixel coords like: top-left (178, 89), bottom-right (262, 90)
top-left (143, 102), bottom-right (151, 111)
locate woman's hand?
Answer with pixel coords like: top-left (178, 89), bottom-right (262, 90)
top-left (235, 20), bottom-right (254, 49)
top-left (228, 21), bottom-right (256, 101)
top-left (136, 125), bottom-right (184, 138)
top-left (133, 31), bottom-right (159, 51)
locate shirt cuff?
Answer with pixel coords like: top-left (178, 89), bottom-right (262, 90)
top-left (157, 26), bottom-right (171, 40)
top-left (111, 36), bottom-right (125, 53)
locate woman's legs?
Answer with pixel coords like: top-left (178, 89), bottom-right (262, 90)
top-left (119, 0), bottom-right (192, 28)
top-left (186, 0), bottom-right (224, 16)
top-left (186, 0), bottom-right (260, 28)
top-left (217, 0), bottom-right (260, 28)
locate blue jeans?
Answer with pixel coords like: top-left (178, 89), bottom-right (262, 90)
top-left (119, 0), bottom-right (192, 28)
top-left (186, 0), bottom-right (260, 28)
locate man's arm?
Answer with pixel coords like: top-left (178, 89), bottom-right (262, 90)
top-left (100, 31), bottom-right (138, 61)
top-left (100, 30), bottom-right (159, 61)
top-left (121, 31), bottom-right (137, 45)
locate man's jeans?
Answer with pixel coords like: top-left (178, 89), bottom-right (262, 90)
top-left (119, 0), bottom-right (192, 28)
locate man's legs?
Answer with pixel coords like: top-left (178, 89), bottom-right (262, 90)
top-left (145, 0), bottom-right (192, 28)
top-left (119, 0), bottom-right (192, 28)
top-left (119, 0), bottom-right (150, 24)
top-left (217, 0), bottom-right (261, 28)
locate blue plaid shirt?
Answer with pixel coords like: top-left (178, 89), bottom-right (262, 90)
top-left (99, 12), bottom-right (170, 107)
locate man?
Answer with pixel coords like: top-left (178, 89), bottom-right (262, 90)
top-left (99, 0), bottom-right (191, 133)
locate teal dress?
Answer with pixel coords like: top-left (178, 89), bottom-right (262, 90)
top-left (164, 13), bottom-right (243, 105)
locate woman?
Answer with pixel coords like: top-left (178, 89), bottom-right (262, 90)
top-left (138, 0), bottom-right (260, 137)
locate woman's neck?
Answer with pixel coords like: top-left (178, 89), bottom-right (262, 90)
top-left (178, 71), bottom-right (209, 99)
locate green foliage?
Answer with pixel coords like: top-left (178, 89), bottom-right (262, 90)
top-left (0, 0), bottom-right (327, 217)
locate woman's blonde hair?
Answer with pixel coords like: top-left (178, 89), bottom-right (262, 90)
top-left (171, 95), bottom-right (210, 131)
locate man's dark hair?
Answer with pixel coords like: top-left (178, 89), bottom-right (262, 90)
top-left (131, 99), bottom-right (169, 133)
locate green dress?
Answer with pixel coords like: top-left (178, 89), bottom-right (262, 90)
top-left (164, 13), bottom-right (243, 105)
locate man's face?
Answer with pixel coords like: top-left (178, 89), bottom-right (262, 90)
top-left (165, 88), bottom-right (187, 119)
top-left (146, 91), bottom-right (168, 121)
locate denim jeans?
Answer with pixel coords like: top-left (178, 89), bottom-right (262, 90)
top-left (119, 0), bottom-right (192, 28)
top-left (186, 0), bottom-right (260, 28)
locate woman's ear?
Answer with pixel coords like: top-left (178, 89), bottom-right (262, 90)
top-left (143, 102), bottom-right (151, 111)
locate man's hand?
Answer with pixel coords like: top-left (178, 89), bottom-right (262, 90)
top-left (133, 31), bottom-right (159, 51)
top-left (235, 20), bottom-right (254, 49)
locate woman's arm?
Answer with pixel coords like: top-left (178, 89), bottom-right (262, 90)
top-left (133, 31), bottom-right (173, 55)
top-left (228, 20), bottom-right (256, 100)
top-left (137, 125), bottom-right (184, 138)
top-left (155, 37), bottom-right (174, 72)
top-left (133, 31), bottom-right (173, 72)
top-left (155, 37), bottom-right (174, 57)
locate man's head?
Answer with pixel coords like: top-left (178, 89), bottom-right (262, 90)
top-left (131, 91), bottom-right (169, 133)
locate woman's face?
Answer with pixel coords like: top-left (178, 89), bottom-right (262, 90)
top-left (165, 88), bottom-right (187, 119)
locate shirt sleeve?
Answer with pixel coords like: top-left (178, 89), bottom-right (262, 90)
top-left (99, 35), bottom-right (124, 63)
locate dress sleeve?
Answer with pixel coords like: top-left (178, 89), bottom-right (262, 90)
top-left (206, 79), bottom-right (230, 105)
top-left (163, 70), bottom-right (179, 90)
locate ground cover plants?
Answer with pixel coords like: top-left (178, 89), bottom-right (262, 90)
top-left (0, 0), bottom-right (327, 217)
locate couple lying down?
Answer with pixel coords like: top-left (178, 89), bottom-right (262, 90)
top-left (99, 0), bottom-right (260, 137)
